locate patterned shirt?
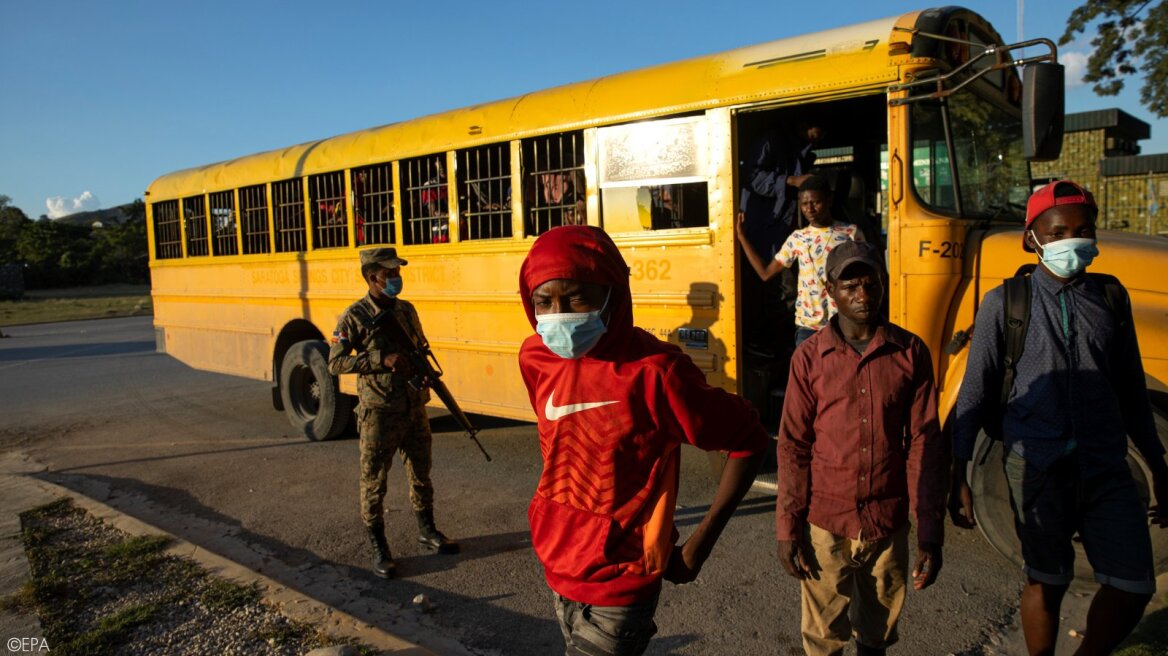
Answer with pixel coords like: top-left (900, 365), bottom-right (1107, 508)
top-left (775, 222), bottom-right (863, 329)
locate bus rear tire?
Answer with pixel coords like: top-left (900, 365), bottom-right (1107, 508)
top-left (279, 340), bottom-right (350, 441)
top-left (970, 409), bottom-right (1168, 580)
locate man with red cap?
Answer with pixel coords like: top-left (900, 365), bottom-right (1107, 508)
top-left (518, 225), bottom-right (768, 655)
top-left (951, 180), bottom-right (1168, 655)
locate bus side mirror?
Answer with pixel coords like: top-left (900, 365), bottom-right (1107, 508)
top-left (1023, 63), bottom-right (1065, 161)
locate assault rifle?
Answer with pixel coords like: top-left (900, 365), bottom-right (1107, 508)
top-left (366, 308), bottom-right (492, 461)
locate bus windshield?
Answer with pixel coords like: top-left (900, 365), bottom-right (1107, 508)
top-left (910, 88), bottom-right (1030, 220)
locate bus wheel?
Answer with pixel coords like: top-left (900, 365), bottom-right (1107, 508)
top-left (279, 340), bottom-right (351, 441)
top-left (970, 410), bottom-right (1168, 579)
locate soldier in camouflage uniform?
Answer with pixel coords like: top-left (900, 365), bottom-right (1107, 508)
top-left (328, 247), bottom-right (459, 579)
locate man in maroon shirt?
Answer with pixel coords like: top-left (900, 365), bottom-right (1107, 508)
top-left (776, 240), bottom-right (945, 656)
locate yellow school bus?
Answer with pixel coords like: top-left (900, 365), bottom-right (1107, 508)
top-left (147, 6), bottom-right (1168, 573)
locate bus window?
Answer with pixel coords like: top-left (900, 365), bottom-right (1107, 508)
top-left (239, 184), bottom-right (271, 254)
top-left (909, 102), bottom-right (956, 211)
top-left (152, 200), bottom-right (182, 259)
top-left (600, 183), bottom-right (709, 232)
top-left (402, 155), bottom-right (449, 244)
top-left (524, 131), bottom-right (585, 235)
top-left (457, 143), bottom-right (511, 240)
top-left (597, 116), bottom-right (709, 232)
top-left (309, 171), bottom-right (348, 249)
top-left (183, 195), bottom-right (209, 257)
top-left (272, 178), bottom-right (307, 253)
top-left (352, 163), bottom-right (395, 246)
top-left (209, 191), bottom-right (238, 256)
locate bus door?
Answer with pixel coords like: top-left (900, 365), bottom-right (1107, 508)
top-left (733, 96), bottom-right (890, 436)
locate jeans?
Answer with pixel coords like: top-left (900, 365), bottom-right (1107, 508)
top-left (553, 591), bottom-right (659, 656)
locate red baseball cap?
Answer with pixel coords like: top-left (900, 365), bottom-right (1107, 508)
top-left (1023, 180), bottom-right (1097, 251)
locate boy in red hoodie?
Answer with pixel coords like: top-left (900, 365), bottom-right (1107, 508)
top-left (518, 225), bottom-right (768, 655)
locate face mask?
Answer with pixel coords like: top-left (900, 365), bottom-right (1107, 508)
top-left (1031, 232), bottom-right (1098, 278)
top-left (382, 276), bottom-right (403, 297)
top-left (535, 291), bottom-right (610, 359)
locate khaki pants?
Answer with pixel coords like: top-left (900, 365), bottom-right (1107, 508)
top-left (800, 523), bottom-right (908, 656)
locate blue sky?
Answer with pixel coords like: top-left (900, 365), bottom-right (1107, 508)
top-left (2, 0), bottom-right (1163, 218)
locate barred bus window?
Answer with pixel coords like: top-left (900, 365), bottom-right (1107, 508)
top-left (309, 171), bottom-right (348, 249)
top-left (183, 196), bottom-right (209, 257)
top-left (152, 200), bottom-right (182, 259)
top-left (272, 178), bottom-right (306, 253)
top-left (353, 163), bottom-right (394, 245)
top-left (209, 191), bottom-right (238, 256)
top-left (457, 144), bottom-right (511, 240)
top-left (523, 131), bottom-right (585, 236)
top-left (402, 155), bottom-right (449, 244)
top-left (239, 184), bottom-right (271, 254)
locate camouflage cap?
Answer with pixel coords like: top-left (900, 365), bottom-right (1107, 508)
top-left (359, 247), bottom-right (408, 268)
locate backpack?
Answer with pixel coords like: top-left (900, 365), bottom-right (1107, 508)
top-left (983, 268), bottom-right (1132, 442)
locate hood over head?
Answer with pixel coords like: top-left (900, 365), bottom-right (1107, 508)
top-left (519, 225), bottom-right (633, 356)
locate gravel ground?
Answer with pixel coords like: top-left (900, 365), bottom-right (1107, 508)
top-left (3, 498), bottom-right (366, 656)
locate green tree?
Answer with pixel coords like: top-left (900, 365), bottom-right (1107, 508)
top-left (1061, 0), bottom-right (1168, 117)
top-left (0, 196), bottom-right (32, 265)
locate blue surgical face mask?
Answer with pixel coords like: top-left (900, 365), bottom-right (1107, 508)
top-left (535, 290), bottom-right (611, 359)
top-left (1031, 231), bottom-right (1098, 278)
top-left (382, 276), bottom-right (403, 297)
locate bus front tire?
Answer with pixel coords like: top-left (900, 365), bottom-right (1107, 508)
top-left (279, 340), bottom-right (350, 441)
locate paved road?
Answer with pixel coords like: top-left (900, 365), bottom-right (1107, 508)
top-left (0, 317), bottom-right (1029, 655)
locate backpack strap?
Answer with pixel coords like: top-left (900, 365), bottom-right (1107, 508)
top-left (1000, 275), bottom-right (1032, 411)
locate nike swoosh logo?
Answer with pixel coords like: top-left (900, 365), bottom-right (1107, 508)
top-left (544, 390), bottom-right (618, 421)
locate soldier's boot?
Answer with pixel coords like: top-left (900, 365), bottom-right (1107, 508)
top-left (416, 508), bottom-right (460, 554)
top-left (855, 642), bottom-right (886, 656)
top-left (366, 522), bottom-right (396, 579)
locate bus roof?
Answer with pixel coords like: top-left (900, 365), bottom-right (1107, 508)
top-left (147, 7), bottom-right (990, 200)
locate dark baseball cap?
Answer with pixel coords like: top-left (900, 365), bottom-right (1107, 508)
top-left (359, 247), bottom-right (408, 268)
top-left (825, 240), bottom-right (884, 281)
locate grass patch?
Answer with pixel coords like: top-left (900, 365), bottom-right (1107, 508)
top-left (1115, 603), bottom-right (1168, 656)
top-left (0, 284), bottom-right (151, 327)
top-left (200, 577), bottom-right (261, 611)
top-left (14, 495), bottom-right (363, 654)
top-left (53, 603), bottom-right (159, 656)
top-left (104, 534), bottom-right (170, 560)
top-left (0, 580), bottom-right (38, 614)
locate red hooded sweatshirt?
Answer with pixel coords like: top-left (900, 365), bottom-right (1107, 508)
top-left (518, 226), bottom-right (768, 606)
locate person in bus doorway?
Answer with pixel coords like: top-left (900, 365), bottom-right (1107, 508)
top-left (517, 225), bottom-right (768, 655)
top-left (776, 240), bottom-right (945, 656)
top-left (327, 247), bottom-right (459, 579)
top-left (737, 174), bottom-right (864, 347)
top-left (737, 117), bottom-right (825, 352)
top-left (950, 180), bottom-right (1168, 655)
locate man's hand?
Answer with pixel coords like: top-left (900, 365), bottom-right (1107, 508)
top-left (912, 542), bottom-right (943, 590)
top-left (948, 470), bottom-right (977, 530)
top-left (382, 353), bottom-right (412, 376)
top-left (663, 542), bottom-right (702, 584)
top-left (777, 538), bottom-right (812, 580)
top-left (735, 211), bottom-right (746, 239)
top-left (1149, 464), bottom-right (1168, 529)
top-left (788, 174), bottom-right (811, 189)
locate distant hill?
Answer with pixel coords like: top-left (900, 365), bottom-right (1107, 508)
top-left (54, 203), bottom-right (138, 227)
